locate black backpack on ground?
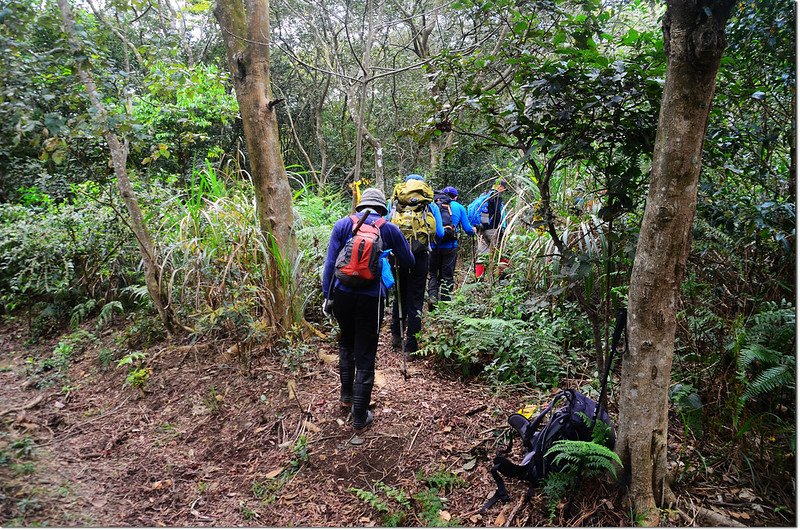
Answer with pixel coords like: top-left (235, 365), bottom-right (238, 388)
top-left (480, 308), bottom-right (627, 513)
top-left (481, 390), bottom-right (615, 512)
top-left (434, 191), bottom-right (457, 244)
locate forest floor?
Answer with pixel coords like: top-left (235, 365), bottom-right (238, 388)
top-left (0, 314), bottom-right (794, 527)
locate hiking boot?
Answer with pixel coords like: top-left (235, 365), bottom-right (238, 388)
top-left (353, 410), bottom-right (374, 432)
top-left (391, 334), bottom-right (402, 350)
top-left (405, 339), bottom-right (419, 355)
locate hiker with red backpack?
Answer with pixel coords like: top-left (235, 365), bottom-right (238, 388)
top-left (322, 188), bottom-right (415, 433)
top-left (428, 186), bottom-right (475, 308)
top-left (387, 174), bottom-right (444, 354)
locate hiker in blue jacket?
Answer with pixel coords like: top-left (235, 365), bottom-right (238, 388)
top-left (473, 179), bottom-right (509, 278)
top-left (428, 186), bottom-right (475, 308)
top-left (387, 174), bottom-right (444, 354)
top-left (322, 188), bottom-right (415, 433)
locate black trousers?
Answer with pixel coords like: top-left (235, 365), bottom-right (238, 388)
top-left (428, 247), bottom-right (458, 303)
top-left (332, 289), bottom-right (384, 426)
top-left (391, 250), bottom-right (429, 352)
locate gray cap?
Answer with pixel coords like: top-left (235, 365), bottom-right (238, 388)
top-left (356, 188), bottom-right (388, 216)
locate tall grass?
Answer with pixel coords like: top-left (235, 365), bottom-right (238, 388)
top-left (151, 165), bottom-right (349, 342)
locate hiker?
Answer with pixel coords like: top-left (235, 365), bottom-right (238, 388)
top-left (388, 174), bottom-right (444, 354)
top-left (428, 186), bottom-right (475, 308)
top-left (470, 179), bottom-right (509, 279)
top-left (322, 188), bottom-right (415, 432)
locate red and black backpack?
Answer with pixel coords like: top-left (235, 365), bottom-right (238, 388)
top-left (334, 213), bottom-right (386, 287)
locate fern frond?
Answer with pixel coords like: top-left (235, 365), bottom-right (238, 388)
top-left (547, 440), bottom-right (621, 478)
top-left (69, 299), bottom-right (97, 328)
top-left (737, 343), bottom-right (784, 372)
top-left (349, 487), bottom-right (389, 513)
top-left (742, 365), bottom-right (794, 403)
top-left (96, 300), bottom-right (123, 330)
top-left (542, 472), bottom-right (573, 521)
top-left (121, 284), bottom-right (152, 305)
top-left (376, 482), bottom-right (411, 509)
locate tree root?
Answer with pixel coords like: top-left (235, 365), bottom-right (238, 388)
top-left (681, 503), bottom-right (746, 527)
top-left (302, 319), bottom-right (327, 340)
top-left (0, 395), bottom-right (45, 417)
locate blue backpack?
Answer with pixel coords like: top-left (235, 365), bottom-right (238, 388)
top-left (467, 192), bottom-right (492, 227)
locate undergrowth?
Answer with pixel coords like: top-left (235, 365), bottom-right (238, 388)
top-left (349, 469), bottom-right (465, 527)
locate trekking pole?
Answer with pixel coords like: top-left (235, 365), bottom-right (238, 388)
top-left (471, 233), bottom-right (477, 277)
top-left (393, 261), bottom-right (409, 379)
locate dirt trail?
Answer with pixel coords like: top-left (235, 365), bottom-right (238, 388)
top-left (0, 319), bottom-right (790, 526)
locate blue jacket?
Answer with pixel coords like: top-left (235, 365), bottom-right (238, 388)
top-left (432, 200), bottom-right (475, 249)
top-left (322, 211), bottom-right (415, 299)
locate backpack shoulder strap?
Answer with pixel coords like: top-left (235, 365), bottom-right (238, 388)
top-left (373, 217), bottom-right (386, 228)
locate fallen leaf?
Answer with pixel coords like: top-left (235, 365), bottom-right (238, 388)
top-left (287, 380), bottom-right (297, 400)
top-left (463, 459), bottom-right (477, 471)
top-left (439, 510), bottom-right (451, 521)
top-left (264, 468), bottom-right (283, 479)
top-left (319, 353), bottom-right (338, 365)
top-left (152, 479), bottom-right (173, 490)
top-left (442, 426), bottom-right (452, 433)
top-left (350, 435), bottom-right (365, 446)
top-left (738, 513), bottom-right (751, 520)
top-left (54, 401), bottom-right (65, 409)
top-left (336, 419), bottom-right (345, 426)
top-left (374, 371), bottom-right (387, 389)
top-left (303, 420), bottom-right (321, 433)
top-left (469, 514), bottom-right (481, 523)
top-left (738, 488), bottom-right (757, 501)
top-left (494, 507), bottom-right (508, 526)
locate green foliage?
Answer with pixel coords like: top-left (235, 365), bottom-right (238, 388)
top-left (10, 437), bottom-right (35, 459)
top-left (541, 472), bottom-right (573, 521)
top-left (416, 468), bottom-right (466, 492)
top-left (117, 351), bottom-right (150, 390)
top-left (25, 330), bottom-right (94, 388)
top-left (96, 301), bottom-right (124, 330)
top-left (669, 383), bottom-right (703, 437)
top-left (251, 435), bottom-right (311, 507)
top-left (117, 311), bottom-right (166, 350)
top-left (290, 435), bottom-right (309, 470)
top-left (547, 439), bottom-right (621, 477)
top-left (421, 282), bottom-right (573, 387)
top-left (732, 300), bottom-right (795, 419)
top-left (97, 347), bottom-right (115, 369)
top-left (276, 324), bottom-right (313, 371)
top-left (349, 470), bottom-right (463, 527)
top-left (202, 386), bottom-right (223, 415)
top-left (542, 439), bottom-right (621, 521)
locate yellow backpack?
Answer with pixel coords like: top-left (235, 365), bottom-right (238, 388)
top-left (390, 180), bottom-right (436, 252)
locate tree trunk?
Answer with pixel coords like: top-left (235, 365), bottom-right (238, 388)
top-left (314, 74), bottom-right (331, 189)
top-left (215, 0), bottom-right (297, 332)
top-left (346, 0), bottom-right (384, 192)
top-left (615, 1), bottom-right (735, 524)
top-left (57, 0), bottom-right (177, 336)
